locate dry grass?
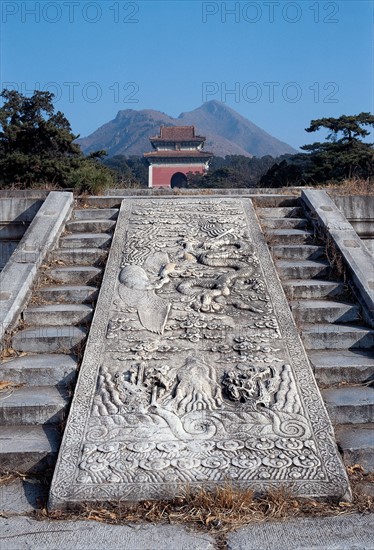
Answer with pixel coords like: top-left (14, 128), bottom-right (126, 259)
top-left (324, 233), bottom-right (346, 282)
top-left (0, 466), bottom-right (371, 550)
top-left (166, 187), bottom-right (215, 196)
top-left (0, 471), bottom-right (29, 485)
top-left (0, 380), bottom-right (23, 391)
top-left (261, 227), bottom-right (279, 249)
top-left (28, 467), bottom-right (373, 535)
top-left (0, 347), bottom-right (17, 360)
top-left (4, 182), bottom-right (64, 192)
top-left (325, 178), bottom-right (374, 196)
top-left (29, 293), bottom-right (53, 306)
top-left (309, 220), bottom-right (349, 284)
top-left (0, 329), bottom-right (20, 360)
top-left (276, 187), bottom-right (302, 196)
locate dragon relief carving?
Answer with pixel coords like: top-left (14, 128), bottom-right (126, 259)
top-left (116, 222), bottom-right (270, 337)
top-left (92, 356), bottom-right (306, 441)
top-left (222, 364), bottom-right (280, 407)
top-left (82, 355), bottom-right (316, 486)
top-left (175, 230), bottom-right (266, 314)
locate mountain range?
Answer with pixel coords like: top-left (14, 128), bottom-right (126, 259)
top-left (77, 100), bottom-right (297, 158)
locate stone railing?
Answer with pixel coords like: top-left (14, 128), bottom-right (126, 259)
top-left (302, 189), bottom-right (374, 328)
top-left (331, 195), bottom-right (374, 255)
top-left (0, 191), bottom-right (73, 344)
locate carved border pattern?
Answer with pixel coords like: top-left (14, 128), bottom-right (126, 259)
top-left (243, 201), bottom-right (349, 497)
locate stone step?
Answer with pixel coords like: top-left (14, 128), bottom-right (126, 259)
top-left (309, 349), bottom-right (374, 386)
top-left (283, 279), bottom-right (345, 300)
top-left (0, 424), bottom-right (61, 473)
top-left (23, 304), bottom-right (93, 326)
top-left (290, 300), bottom-right (360, 324)
top-left (261, 218), bottom-right (309, 230)
top-left (73, 208), bottom-right (119, 220)
top-left (47, 266), bottom-right (102, 285)
top-left (335, 424), bottom-right (374, 471)
top-left (265, 229), bottom-right (314, 245)
top-left (0, 354), bottom-right (77, 387)
top-left (271, 245), bottom-right (325, 261)
top-left (49, 248), bottom-right (107, 266)
top-left (34, 285), bottom-right (98, 304)
top-left (276, 259), bottom-right (331, 279)
top-left (258, 206), bottom-right (304, 218)
top-left (60, 233), bottom-right (112, 249)
top-left (12, 326), bottom-right (87, 353)
top-left (78, 197), bottom-right (123, 209)
top-left (66, 219), bottom-right (116, 233)
top-left (0, 386), bottom-right (69, 425)
top-left (253, 195), bottom-right (300, 208)
top-left (84, 195), bottom-right (300, 209)
top-left (301, 324), bottom-right (374, 350)
top-left (321, 386), bottom-right (374, 425)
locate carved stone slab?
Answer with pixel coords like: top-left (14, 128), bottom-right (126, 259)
top-left (49, 199), bottom-right (349, 508)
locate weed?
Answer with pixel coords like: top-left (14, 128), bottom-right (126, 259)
top-left (30, 471), bottom-right (373, 534)
top-left (326, 178), bottom-right (374, 196)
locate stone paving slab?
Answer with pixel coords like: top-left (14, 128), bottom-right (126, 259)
top-left (50, 198), bottom-right (349, 508)
top-left (0, 479), bottom-right (48, 514)
top-left (227, 513), bottom-right (374, 550)
top-left (0, 517), bottom-right (215, 550)
top-left (0, 514), bottom-right (372, 550)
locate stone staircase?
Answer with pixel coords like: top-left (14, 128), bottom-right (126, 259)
top-left (1, 193), bottom-right (373, 482)
top-left (257, 198), bottom-right (374, 473)
top-left (0, 204), bottom-right (119, 473)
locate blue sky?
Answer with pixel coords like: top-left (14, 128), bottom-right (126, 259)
top-left (1, 0), bottom-right (373, 150)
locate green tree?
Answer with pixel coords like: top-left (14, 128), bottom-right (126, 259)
top-left (301, 113), bottom-right (374, 181)
top-left (0, 89), bottom-right (114, 193)
top-left (259, 157), bottom-right (306, 188)
top-left (102, 155), bottom-right (148, 187)
top-left (259, 113), bottom-right (374, 187)
top-left (187, 155), bottom-right (278, 188)
top-left (68, 158), bottom-right (114, 194)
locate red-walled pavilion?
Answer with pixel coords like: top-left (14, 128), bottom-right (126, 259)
top-left (144, 126), bottom-right (213, 188)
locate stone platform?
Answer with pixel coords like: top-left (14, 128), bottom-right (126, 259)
top-left (49, 198), bottom-right (349, 508)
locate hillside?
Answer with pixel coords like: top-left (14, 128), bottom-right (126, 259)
top-left (77, 100), bottom-right (297, 158)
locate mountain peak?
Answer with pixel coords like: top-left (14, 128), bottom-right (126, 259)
top-left (78, 103), bottom-right (296, 158)
top-left (200, 100), bottom-right (231, 111)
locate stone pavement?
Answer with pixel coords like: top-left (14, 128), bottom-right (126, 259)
top-left (0, 513), bottom-right (373, 550)
top-left (226, 514), bottom-right (374, 549)
top-left (0, 517), bottom-right (215, 550)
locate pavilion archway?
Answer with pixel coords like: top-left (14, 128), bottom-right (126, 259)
top-left (170, 172), bottom-right (188, 188)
